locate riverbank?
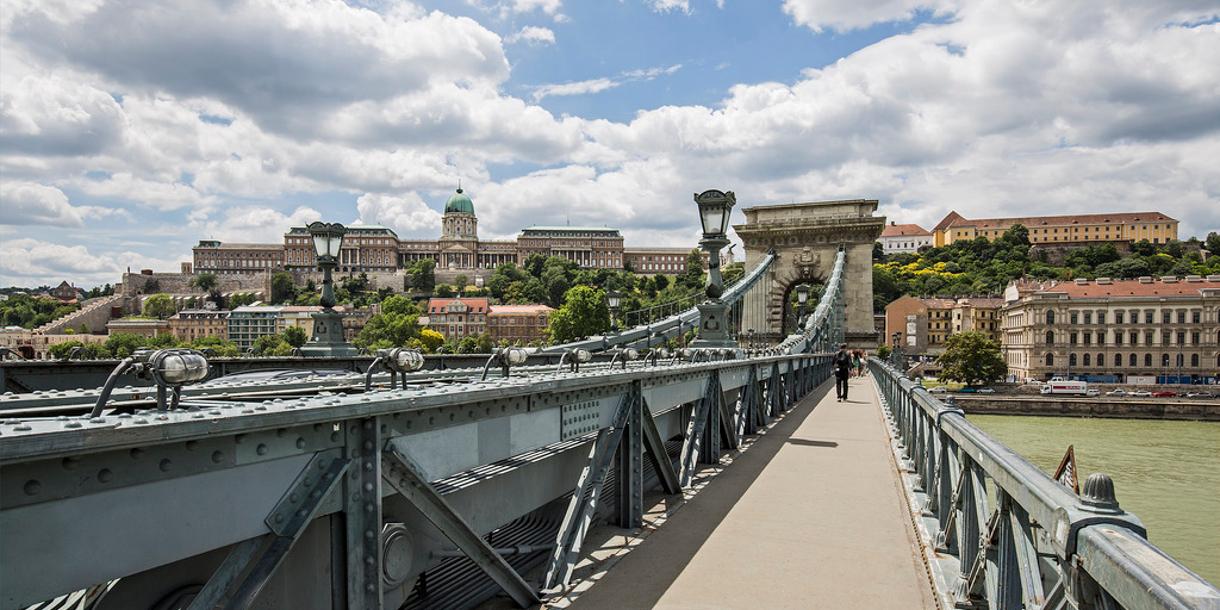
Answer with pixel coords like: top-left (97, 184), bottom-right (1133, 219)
top-left (954, 395), bottom-right (1220, 420)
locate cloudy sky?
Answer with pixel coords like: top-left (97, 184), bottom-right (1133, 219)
top-left (1, 0), bottom-right (1217, 287)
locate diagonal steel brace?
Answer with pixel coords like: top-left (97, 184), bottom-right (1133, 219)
top-left (382, 445), bottom-right (540, 608)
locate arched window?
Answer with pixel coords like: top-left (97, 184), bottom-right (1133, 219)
top-left (1069, 353), bottom-right (1077, 367)
top-left (1083, 354), bottom-right (1091, 366)
top-left (1145, 353), bottom-right (1152, 367)
top-left (1114, 353), bottom-right (1122, 367)
top-left (1045, 331), bottom-right (1055, 345)
top-left (1046, 353), bottom-right (1054, 366)
top-left (1046, 310), bottom-right (1056, 325)
top-left (1176, 353), bottom-right (1185, 367)
top-left (1191, 354), bottom-right (1199, 367)
top-left (1162, 353), bottom-right (1170, 366)
top-left (1097, 353), bottom-right (1104, 368)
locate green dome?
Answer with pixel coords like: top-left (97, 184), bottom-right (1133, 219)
top-left (444, 188), bottom-right (474, 214)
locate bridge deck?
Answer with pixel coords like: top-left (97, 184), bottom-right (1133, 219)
top-left (565, 376), bottom-right (936, 609)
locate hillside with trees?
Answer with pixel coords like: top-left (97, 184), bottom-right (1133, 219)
top-left (873, 227), bottom-right (1219, 313)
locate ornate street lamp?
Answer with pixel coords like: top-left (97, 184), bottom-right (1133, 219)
top-left (301, 221), bottom-right (359, 357)
top-left (607, 290), bottom-right (622, 332)
top-left (691, 189), bottom-right (736, 348)
top-left (795, 284), bottom-right (810, 330)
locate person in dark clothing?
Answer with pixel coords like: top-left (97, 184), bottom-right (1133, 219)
top-left (833, 344), bottom-right (852, 401)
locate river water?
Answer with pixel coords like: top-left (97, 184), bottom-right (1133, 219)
top-left (971, 415), bottom-right (1220, 586)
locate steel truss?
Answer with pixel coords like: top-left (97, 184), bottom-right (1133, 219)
top-left (870, 358), bottom-right (1220, 610)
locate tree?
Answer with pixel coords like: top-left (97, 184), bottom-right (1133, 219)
top-left (271, 271), bottom-right (296, 304)
top-left (418, 328), bottom-right (445, 352)
top-left (678, 249), bottom-right (705, 290)
top-left (1206, 232), bottom-right (1220, 254)
top-left (876, 344), bottom-right (892, 360)
top-left (192, 273), bottom-right (218, 293)
top-left (142, 293), bottom-right (177, 319)
top-left (104, 333), bottom-right (148, 358)
top-left (189, 336), bottom-right (240, 357)
top-left (937, 331), bottom-right (1007, 387)
top-left (354, 295), bottom-right (422, 350)
top-left (282, 325), bottom-right (308, 348)
top-left (453, 274), bottom-right (469, 290)
top-left (229, 293), bottom-right (258, 308)
top-left (547, 286), bottom-right (609, 343)
top-left (404, 259), bottom-right (436, 293)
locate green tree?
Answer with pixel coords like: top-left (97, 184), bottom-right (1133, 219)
top-left (354, 295), bottom-right (422, 350)
top-left (876, 344), bottom-right (892, 360)
top-left (142, 293), bottom-right (177, 319)
top-left (937, 331), bottom-right (1007, 387)
top-left (678, 249), bottom-right (705, 290)
top-left (189, 336), bottom-right (240, 357)
top-left (271, 271), bottom-right (296, 304)
top-left (453, 274), bottom-right (469, 290)
top-left (418, 328), bottom-right (445, 352)
top-left (547, 286), bottom-right (609, 343)
top-left (404, 260), bottom-right (436, 293)
top-left (282, 325), bottom-right (308, 348)
top-left (229, 293), bottom-right (258, 308)
top-left (104, 333), bottom-right (148, 358)
top-left (192, 273), bottom-right (218, 293)
top-left (1205, 232), bottom-right (1220, 254)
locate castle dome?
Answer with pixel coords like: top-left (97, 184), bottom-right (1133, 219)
top-left (444, 188), bottom-right (474, 215)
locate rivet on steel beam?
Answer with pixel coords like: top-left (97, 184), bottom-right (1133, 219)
top-left (256, 444), bottom-right (268, 455)
top-left (212, 451), bottom-right (224, 463)
top-left (98, 469), bottom-right (113, 483)
top-left (23, 480), bottom-right (40, 495)
top-left (160, 459), bottom-right (172, 472)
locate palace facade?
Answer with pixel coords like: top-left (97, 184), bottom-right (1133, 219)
top-left (194, 188), bottom-right (697, 276)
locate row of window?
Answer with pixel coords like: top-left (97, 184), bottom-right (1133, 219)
top-left (1045, 352), bottom-right (1214, 368)
top-left (1046, 309), bottom-right (1205, 325)
top-left (1047, 329), bottom-right (1217, 346)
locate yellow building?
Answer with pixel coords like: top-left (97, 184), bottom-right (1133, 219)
top-left (931, 211), bottom-right (1177, 248)
top-left (885, 296), bottom-right (1004, 356)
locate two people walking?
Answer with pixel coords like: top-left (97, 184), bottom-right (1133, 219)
top-left (833, 345), bottom-right (868, 401)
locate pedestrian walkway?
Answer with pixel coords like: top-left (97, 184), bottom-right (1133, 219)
top-left (568, 376), bottom-right (937, 609)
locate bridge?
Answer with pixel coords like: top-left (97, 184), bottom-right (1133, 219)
top-left (2, 197), bottom-right (1217, 610)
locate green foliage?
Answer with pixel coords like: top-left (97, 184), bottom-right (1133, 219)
top-left (281, 325), bottom-right (308, 348)
top-left (192, 273), bottom-right (219, 293)
top-left (677, 249), bottom-right (705, 291)
top-left (876, 344), bottom-right (892, 360)
top-left (104, 333), bottom-right (148, 358)
top-left (271, 271), bottom-right (296, 304)
top-left (403, 259), bottom-right (436, 293)
top-left (937, 331), bottom-right (1007, 387)
top-left (0, 294), bottom-right (79, 329)
top-left (188, 336), bottom-right (240, 357)
top-left (1206, 232), bottom-right (1219, 254)
top-left (872, 228), bottom-right (1218, 312)
top-left (229, 292), bottom-right (258, 308)
top-left (354, 295), bottom-right (423, 351)
top-left (548, 286), bottom-right (609, 343)
top-left (252, 333), bottom-right (294, 356)
top-left (142, 293), bottom-right (177, 319)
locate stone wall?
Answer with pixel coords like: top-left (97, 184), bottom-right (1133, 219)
top-left (35, 294), bottom-right (130, 335)
top-left (955, 396), bottom-right (1220, 421)
top-left (121, 272), bottom-right (270, 297)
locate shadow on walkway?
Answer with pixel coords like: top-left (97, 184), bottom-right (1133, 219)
top-left (564, 381), bottom-right (834, 609)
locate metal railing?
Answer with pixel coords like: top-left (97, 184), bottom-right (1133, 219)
top-left (869, 357), bottom-right (1220, 610)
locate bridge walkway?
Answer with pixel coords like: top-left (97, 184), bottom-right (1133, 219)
top-left (562, 375), bottom-right (937, 609)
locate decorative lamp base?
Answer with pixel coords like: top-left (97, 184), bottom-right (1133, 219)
top-left (690, 302), bottom-right (737, 348)
top-left (301, 310), bottom-right (360, 358)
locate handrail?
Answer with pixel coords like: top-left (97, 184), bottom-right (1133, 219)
top-left (543, 252), bottom-right (777, 354)
top-left (868, 357), bottom-right (1219, 609)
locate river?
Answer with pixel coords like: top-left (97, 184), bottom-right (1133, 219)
top-left (971, 414), bottom-right (1220, 586)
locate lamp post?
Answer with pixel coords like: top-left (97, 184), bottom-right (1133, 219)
top-left (607, 290), bottom-right (622, 332)
top-left (301, 221), bottom-right (359, 357)
top-left (795, 284), bottom-right (810, 331)
top-left (690, 189), bottom-right (736, 348)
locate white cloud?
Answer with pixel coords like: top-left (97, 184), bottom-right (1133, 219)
top-left (782, 0), bottom-right (958, 32)
top-left (532, 64), bottom-right (683, 100)
top-left (506, 25), bottom-right (556, 45)
top-left (193, 205), bottom-right (322, 244)
top-left (511, 0), bottom-right (566, 21)
top-left (649, 0), bottom-right (691, 14)
top-left (0, 182), bottom-right (125, 227)
top-left (0, 237), bottom-right (181, 286)
top-left (355, 192), bottom-right (442, 237)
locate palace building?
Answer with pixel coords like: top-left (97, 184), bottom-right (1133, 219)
top-left (1000, 275), bottom-right (1220, 384)
top-left (931, 211), bottom-right (1178, 248)
top-left (193, 188), bottom-right (697, 277)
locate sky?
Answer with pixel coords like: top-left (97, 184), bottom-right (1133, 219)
top-left (1, 0), bottom-right (1218, 288)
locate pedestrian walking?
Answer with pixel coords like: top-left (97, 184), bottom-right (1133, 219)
top-left (834, 343), bottom-right (852, 401)
top-left (853, 350), bottom-right (865, 378)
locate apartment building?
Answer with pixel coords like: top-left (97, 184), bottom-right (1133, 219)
top-left (878, 222), bottom-right (932, 254)
top-left (932, 211), bottom-right (1178, 248)
top-left (423, 297), bottom-right (489, 340)
top-left (167, 309), bottom-right (230, 342)
top-left (1001, 275), bottom-right (1220, 383)
top-left (885, 296), bottom-right (1004, 356)
top-left (488, 304), bottom-right (553, 345)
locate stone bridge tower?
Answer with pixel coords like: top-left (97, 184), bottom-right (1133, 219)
top-left (733, 199), bottom-right (885, 347)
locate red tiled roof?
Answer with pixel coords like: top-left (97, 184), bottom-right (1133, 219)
top-left (427, 297), bottom-right (490, 313)
top-left (1017, 278), bottom-right (1219, 299)
top-left (933, 211), bottom-right (966, 232)
top-left (880, 223), bottom-right (931, 238)
top-left (940, 211), bottom-right (1176, 230)
top-left (489, 305), bottom-right (553, 315)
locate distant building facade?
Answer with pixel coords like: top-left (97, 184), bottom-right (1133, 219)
top-left (488, 304), bottom-right (553, 345)
top-left (1001, 275), bottom-right (1220, 383)
top-left (191, 188), bottom-right (703, 277)
top-left (0, 329), bottom-right (106, 360)
top-left (106, 318), bottom-right (171, 338)
top-left (227, 306), bottom-right (286, 350)
top-left (168, 309), bottom-right (230, 342)
top-left (878, 222), bottom-right (932, 254)
top-left (932, 211), bottom-right (1178, 248)
top-left (424, 297), bottom-right (489, 340)
top-left (885, 296), bottom-right (1004, 357)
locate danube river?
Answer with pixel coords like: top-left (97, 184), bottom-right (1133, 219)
top-left (972, 414), bottom-right (1220, 586)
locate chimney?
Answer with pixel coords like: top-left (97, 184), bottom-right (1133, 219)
top-left (1138, 276), bottom-right (1153, 284)
top-left (1184, 275), bottom-right (1203, 283)
top-left (1096, 277), bottom-right (1112, 285)
top-left (890, 221), bottom-right (896, 226)
top-left (1074, 278), bottom-right (1089, 285)
top-left (1161, 276), bottom-right (1178, 284)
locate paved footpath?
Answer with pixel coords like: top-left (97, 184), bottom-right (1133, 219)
top-left (568, 376), bottom-right (937, 610)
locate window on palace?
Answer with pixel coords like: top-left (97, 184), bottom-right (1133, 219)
top-left (1191, 354), bottom-right (1200, 368)
top-left (1176, 353), bottom-right (1184, 367)
top-left (1045, 353), bottom-right (1054, 366)
top-left (1145, 353), bottom-right (1152, 367)
top-left (1115, 333), bottom-right (1122, 345)
top-left (1069, 353), bottom-right (1077, 367)
top-left (1083, 312), bottom-right (1092, 324)
top-left (1177, 331), bottom-right (1186, 345)
top-left (1145, 310), bottom-right (1155, 324)
top-left (1163, 310), bottom-right (1172, 324)
top-left (1083, 333), bottom-right (1091, 345)
top-left (1128, 353), bottom-right (1137, 367)
top-left (1144, 331), bottom-right (1154, 345)
top-left (1070, 332), bottom-right (1078, 345)
top-left (1162, 353), bottom-right (1170, 366)
top-left (1192, 310), bottom-right (1201, 324)
top-left (1083, 353), bottom-right (1091, 366)
top-left (1070, 312), bottom-right (1078, 324)
top-left (1097, 353), bottom-right (1104, 367)
top-left (1115, 311), bottom-right (1124, 324)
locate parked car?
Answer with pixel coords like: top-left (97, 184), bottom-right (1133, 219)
top-left (1025, 379), bottom-right (1044, 385)
top-left (1151, 390), bottom-right (1177, 398)
top-left (1105, 389), bottom-right (1128, 397)
top-left (1186, 392), bottom-right (1216, 399)
top-left (977, 388), bottom-right (996, 394)
top-left (1085, 389), bottom-right (1100, 397)
top-left (929, 386), bottom-right (948, 394)
top-left (957, 387), bottom-right (978, 393)
top-left (1128, 390), bottom-right (1152, 397)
